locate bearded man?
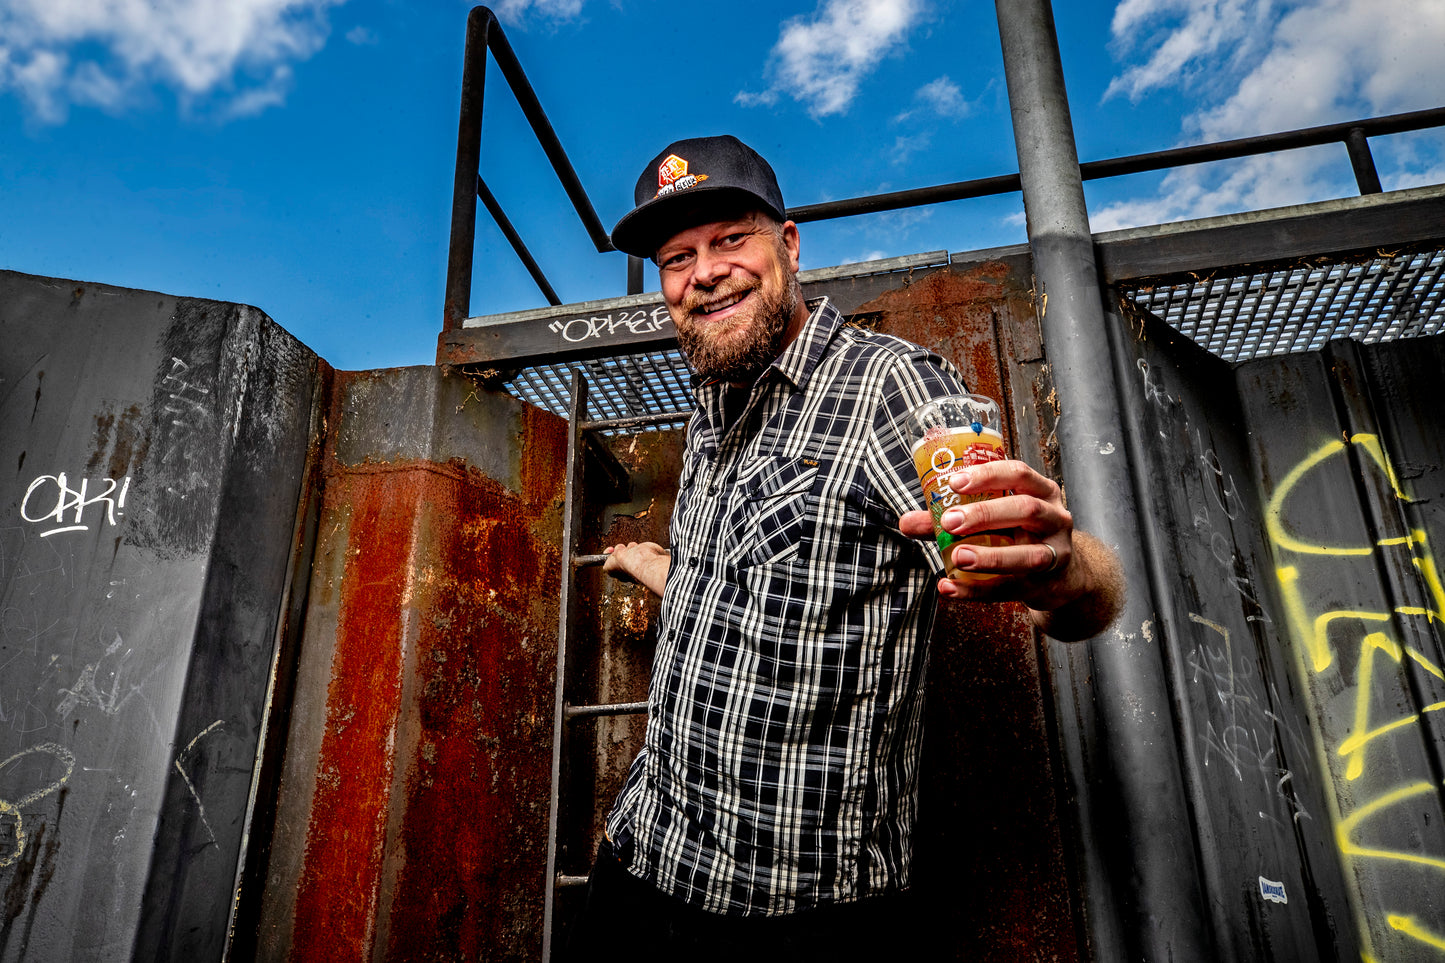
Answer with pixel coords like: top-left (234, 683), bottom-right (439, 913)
top-left (568, 135), bottom-right (1123, 960)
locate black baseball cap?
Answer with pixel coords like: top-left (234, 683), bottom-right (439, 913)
top-left (609, 135), bottom-right (787, 258)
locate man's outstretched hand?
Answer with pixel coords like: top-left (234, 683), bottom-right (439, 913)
top-left (898, 459), bottom-right (1123, 641)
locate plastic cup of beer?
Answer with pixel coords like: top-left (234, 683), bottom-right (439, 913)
top-left (908, 393), bottom-right (1013, 580)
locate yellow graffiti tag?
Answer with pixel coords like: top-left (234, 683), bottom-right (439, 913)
top-left (1337, 632), bottom-right (1445, 780)
top-left (1269, 430), bottom-right (1445, 956)
top-left (1411, 549), bottom-right (1445, 622)
top-left (1387, 915), bottom-right (1445, 951)
top-left (1266, 434), bottom-right (1407, 556)
top-left (1406, 647), bottom-right (1445, 681)
top-left (0, 742), bottom-right (76, 869)
top-left (1336, 781), bottom-right (1445, 871)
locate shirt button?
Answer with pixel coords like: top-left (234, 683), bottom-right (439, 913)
top-left (707, 484), bottom-right (719, 495)
top-left (689, 557), bottom-right (699, 568)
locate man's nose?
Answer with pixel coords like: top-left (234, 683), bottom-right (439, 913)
top-left (691, 247), bottom-right (730, 288)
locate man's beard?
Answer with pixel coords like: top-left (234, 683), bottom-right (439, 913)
top-left (673, 273), bottom-right (798, 384)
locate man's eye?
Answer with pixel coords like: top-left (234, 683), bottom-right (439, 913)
top-left (659, 252), bottom-right (692, 269)
top-left (720, 233), bottom-right (747, 247)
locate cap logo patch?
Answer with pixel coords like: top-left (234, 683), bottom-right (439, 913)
top-left (655, 153), bottom-right (708, 199)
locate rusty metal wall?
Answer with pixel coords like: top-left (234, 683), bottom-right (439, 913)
top-left (252, 364), bottom-right (567, 963)
top-left (0, 270), bottom-right (321, 962)
top-left (1101, 301), bottom-right (1445, 960)
top-left (1, 270), bottom-right (574, 963)
top-left (862, 258), bottom-right (1083, 960)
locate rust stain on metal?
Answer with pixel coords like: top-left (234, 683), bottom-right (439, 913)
top-left (286, 387), bottom-right (567, 961)
top-left (289, 466), bottom-right (418, 961)
top-left (861, 263), bottom-right (1026, 401)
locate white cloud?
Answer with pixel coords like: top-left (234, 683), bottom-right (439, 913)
top-left (914, 75), bottom-right (969, 118)
top-left (0, 0), bottom-right (343, 123)
top-left (891, 131), bottom-right (932, 165)
top-left (738, 0), bottom-right (926, 119)
top-left (894, 74), bottom-right (971, 124)
top-left (345, 25), bottom-right (377, 45)
top-left (491, 0), bottom-right (585, 26)
top-left (1093, 0), bottom-right (1445, 231)
top-left (1104, 0), bottom-right (1272, 102)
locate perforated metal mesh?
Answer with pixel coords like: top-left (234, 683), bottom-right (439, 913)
top-left (505, 348), bottom-right (694, 425)
top-left (1121, 246), bottom-right (1445, 363)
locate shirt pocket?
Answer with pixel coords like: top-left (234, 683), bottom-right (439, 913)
top-left (738, 459), bottom-right (819, 568)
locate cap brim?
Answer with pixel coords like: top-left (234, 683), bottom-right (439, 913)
top-left (610, 186), bottom-right (785, 259)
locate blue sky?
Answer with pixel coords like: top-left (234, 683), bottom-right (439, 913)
top-left (3, 0), bottom-right (1442, 370)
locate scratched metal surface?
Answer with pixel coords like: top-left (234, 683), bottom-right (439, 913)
top-left (1118, 300), bottom-right (1445, 960)
top-left (0, 271), bottom-right (320, 961)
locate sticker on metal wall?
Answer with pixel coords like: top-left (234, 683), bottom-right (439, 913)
top-left (1258, 876), bottom-right (1288, 904)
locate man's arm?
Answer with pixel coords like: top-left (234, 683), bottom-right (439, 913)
top-left (602, 541), bottom-right (671, 598)
top-left (898, 460), bottom-right (1124, 642)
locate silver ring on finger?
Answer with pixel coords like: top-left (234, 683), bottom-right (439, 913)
top-left (1042, 542), bottom-right (1059, 573)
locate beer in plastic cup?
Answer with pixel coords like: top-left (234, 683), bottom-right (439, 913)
top-left (908, 393), bottom-right (1013, 581)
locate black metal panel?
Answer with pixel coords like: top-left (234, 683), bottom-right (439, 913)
top-left (1113, 296), bottom-right (1445, 960)
top-left (0, 271), bottom-right (319, 962)
top-left (1238, 336), bottom-right (1445, 960)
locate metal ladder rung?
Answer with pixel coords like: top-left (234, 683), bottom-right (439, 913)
top-left (582, 410), bottom-right (691, 432)
top-left (564, 700), bottom-right (648, 721)
top-left (572, 554), bottom-right (608, 568)
top-left (555, 875), bottom-right (590, 890)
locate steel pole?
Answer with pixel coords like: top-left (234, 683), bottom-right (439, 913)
top-left (994, 1), bottom-right (1214, 959)
top-left (443, 8), bottom-right (491, 330)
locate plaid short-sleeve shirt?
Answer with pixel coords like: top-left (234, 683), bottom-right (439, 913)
top-left (606, 298), bottom-right (967, 916)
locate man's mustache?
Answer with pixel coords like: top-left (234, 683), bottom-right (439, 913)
top-left (681, 278), bottom-right (759, 318)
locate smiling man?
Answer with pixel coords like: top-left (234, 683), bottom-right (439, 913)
top-left (568, 135), bottom-right (1123, 960)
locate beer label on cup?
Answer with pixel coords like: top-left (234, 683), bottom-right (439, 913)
top-left (910, 425), bottom-right (1010, 578)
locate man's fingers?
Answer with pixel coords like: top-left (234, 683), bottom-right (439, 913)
top-left (898, 509), bottom-right (934, 539)
top-left (947, 538), bottom-right (1068, 577)
top-left (948, 460), bottom-right (1061, 502)
top-left (939, 493), bottom-right (1072, 538)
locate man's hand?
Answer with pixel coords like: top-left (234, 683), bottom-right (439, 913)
top-left (603, 541), bottom-right (671, 599)
top-left (898, 460), bottom-right (1123, 641)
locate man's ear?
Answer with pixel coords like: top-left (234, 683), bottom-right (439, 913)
top-left (781, 220), bottom-right (801, 273)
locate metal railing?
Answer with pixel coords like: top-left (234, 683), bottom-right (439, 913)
top-left (444, 6), bottom-right (1445, 327)
top-left (443, 6), bottom-right (624, 329)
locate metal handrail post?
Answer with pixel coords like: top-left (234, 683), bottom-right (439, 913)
top-left (443, 7), bottom-right (618, 330)
top-left (479, 176), bottom-right (562, 306)
top-left (1345, 127), bottom-right (1384, 194)
top-left (443, 7), bottom-right (491, 330)
top-left (996, 0), bottom-right (1213, 959)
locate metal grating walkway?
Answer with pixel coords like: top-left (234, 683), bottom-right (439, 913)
top-left (501, 242), bottom-right (1445, 420)
top-left (1121, 246), bottom-right (1445, 364)
top-left (507, 348), bottom-right (693, 426)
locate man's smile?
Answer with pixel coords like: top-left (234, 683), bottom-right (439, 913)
top-left (691, 287), bottom-right (754, 322)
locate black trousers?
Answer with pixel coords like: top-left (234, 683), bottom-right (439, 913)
top-left (562, 839), bottom-right (920, 963)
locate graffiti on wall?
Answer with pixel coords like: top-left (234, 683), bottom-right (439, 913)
top-left (1266, 432), bottom-right (1445, 958)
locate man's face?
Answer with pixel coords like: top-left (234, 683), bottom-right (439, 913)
top-left (656, 211), bottom-right (803, 384)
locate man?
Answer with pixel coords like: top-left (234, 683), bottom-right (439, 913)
top-left (571, 135), bottom-right (1122, 959)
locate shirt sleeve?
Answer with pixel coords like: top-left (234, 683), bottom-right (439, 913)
top-left (866, 345), bottom-right (972, 571)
